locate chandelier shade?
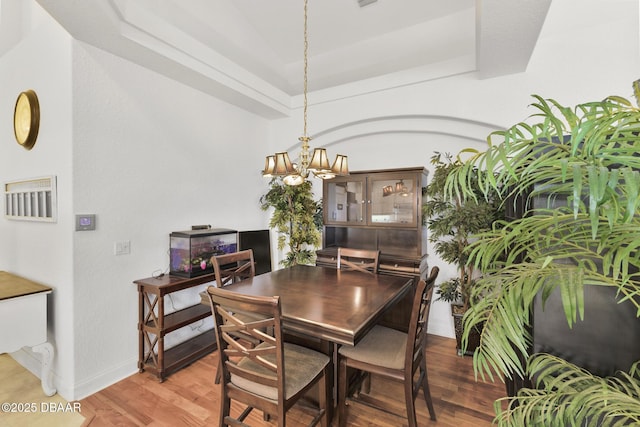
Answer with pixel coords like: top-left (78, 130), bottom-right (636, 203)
top-left (262, 155), bottom-right (276, 177)
top-left (262, 0), bottom-right (348, 185)
top-left (309, 148), bottom-right (331, 172)
top-left (273, 152), bottom-right (296, 175)
top-left (331, 155), bottom-right (349, 175)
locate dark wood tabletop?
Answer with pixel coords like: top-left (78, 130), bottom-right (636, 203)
top-left (216, 264), bottom-right (413, 346)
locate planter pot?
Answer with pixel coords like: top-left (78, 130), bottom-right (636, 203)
top-left (451, 303), bottom-right (482, 356)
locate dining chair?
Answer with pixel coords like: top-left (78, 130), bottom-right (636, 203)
top-left (336, 247), bottom-right (380, 274)
top-left (211, 249), bottom-right (260, 384)
top-left (211, 249), bottom-right (256, 287)
top-left (207, 286), bottom-right (330, 427)
top-left (337, 266), bottom-right (439, 427)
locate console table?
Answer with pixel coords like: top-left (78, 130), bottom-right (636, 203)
top-left (134, 273), bottom-right (217, 382)
top-left (0, 271), bottom-right (55, 396)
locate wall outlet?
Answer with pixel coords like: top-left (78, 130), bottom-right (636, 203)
top-left (114, 240), bottom-right (131, 255)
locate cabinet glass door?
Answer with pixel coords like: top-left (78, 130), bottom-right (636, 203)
top-left (369, 173), bottom-right (417, 226)
top-left (324, 177), bottom-right (366, 224)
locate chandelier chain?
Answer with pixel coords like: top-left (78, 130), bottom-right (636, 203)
top-left (261, 0), bottom-right (347, 184)
top-left (303, 0), bottom-right (308, 138)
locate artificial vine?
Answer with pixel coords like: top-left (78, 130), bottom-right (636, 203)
top-left (260, 177), bottom-right (322, 267)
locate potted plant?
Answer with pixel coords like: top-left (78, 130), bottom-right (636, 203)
top-left (447, 94), bottom-right (640, 425)
top-left (260, 177), bottom-right (322, 267)
top-left (423, 152), bottom-right (503, 355)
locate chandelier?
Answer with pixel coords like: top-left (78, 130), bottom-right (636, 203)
top-left (262, 0), bottom-right (348, 186)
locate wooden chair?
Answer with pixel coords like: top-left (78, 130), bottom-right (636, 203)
top-left (211, 249), bottom-right (260, 384)
top-left (207, 286), bottom-right (329, 427)
top-left (337, 267), bottom-right (439, 427)
top-left (211, 249), bottom-right (256, 287)
top-left (336, 247), bottom-right (380, 274)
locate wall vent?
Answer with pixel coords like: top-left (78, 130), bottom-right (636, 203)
top-left (4, 175), bottom-right (57, 222)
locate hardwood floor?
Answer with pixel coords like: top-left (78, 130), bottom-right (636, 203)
top-left (80, 335), bottom-right (506, 427)
top-left (0, 354), bottom-right (84, 427)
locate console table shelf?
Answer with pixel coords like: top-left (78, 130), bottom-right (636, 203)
top-left (144, 304), bottom-right (212, 335)
top-left (141, 330), bottom-right (216, 380)
top-left (134, 273), bottom-right (217, 382)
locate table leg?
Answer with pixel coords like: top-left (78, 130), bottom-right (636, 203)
top-left (138, 287), bottom-right (144, 372)
top-left (32, 342), bottom-right (56, 396)
top-left (157, 294), bottom-right (165, 382)
top-left (318, 340), bottom-right (336, 424)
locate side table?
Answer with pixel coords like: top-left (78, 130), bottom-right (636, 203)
top-left (134, 273), bottom-right (217, 382)
top-left (0, 271), bottom-right (55, 396)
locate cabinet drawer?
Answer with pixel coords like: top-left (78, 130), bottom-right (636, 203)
top-left (315, 253), bottom-right (337, 268)
top-left (379, 258), bottom-right (422, 276)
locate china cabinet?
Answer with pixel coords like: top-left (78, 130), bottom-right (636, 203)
top-left (323, 170), bottom-right (420, 228)
top-left (317, 167), bottom-right (428, 331)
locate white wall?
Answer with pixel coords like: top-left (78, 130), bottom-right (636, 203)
top-left (270, 0), bottom-right (640, 338)
top-left (0, 0), bottom-right (76, 397)
top-left (68, 43), bottom-right (271, 399)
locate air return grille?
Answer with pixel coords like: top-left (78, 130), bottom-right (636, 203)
top-left (4, 176), bottom-right (57, 222)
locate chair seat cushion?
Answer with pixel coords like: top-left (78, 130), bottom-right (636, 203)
top-left (232, 342), bottom-right (329, 401)
top-left (338, 325), bottom-right (407, 370)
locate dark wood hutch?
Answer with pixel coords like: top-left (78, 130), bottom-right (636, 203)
top-left (316, 166), bottom-right (429, 331)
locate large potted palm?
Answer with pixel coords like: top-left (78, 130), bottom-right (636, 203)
top-left (423, 152), bottom-right (502, 355)
top-left (447, 94), bottom-right (640, 425)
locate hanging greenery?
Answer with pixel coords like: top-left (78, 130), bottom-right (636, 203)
top-left (260, 177), bottom-right (322, 267)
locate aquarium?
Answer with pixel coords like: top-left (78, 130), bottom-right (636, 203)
top-left (169, 228), bottom-right (237, 277)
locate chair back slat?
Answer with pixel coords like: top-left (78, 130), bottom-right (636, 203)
top-left (218, 316), bottom-right (275, 349)
top-left (405, 267), bottom-right (439, 377)
top-left (337, 247), bottom-right (380, 274)
top-left (211, 249), bottom-right (256, 287)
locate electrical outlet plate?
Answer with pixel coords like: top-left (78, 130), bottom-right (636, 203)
top-left (114, 240), bottom-right (130, 255)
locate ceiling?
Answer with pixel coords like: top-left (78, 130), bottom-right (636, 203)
top-left (34, 0), bottom-right (551, 118)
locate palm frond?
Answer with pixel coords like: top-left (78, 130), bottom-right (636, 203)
top-left (445, 94), bottom-right (640, 425)
top-left (495, 355), bottom-right (640, 426)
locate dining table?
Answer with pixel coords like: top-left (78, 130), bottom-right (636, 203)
top-left (212, 263), bottom-right (414, 421)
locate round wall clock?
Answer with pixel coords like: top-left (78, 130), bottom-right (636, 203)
top-left (13, 90), bottom-right (40, 150)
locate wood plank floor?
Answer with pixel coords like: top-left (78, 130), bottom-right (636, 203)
top-left (0, 354), bottom-right (85, 427)
top-left (80, 335), bottom-right (506, 427)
